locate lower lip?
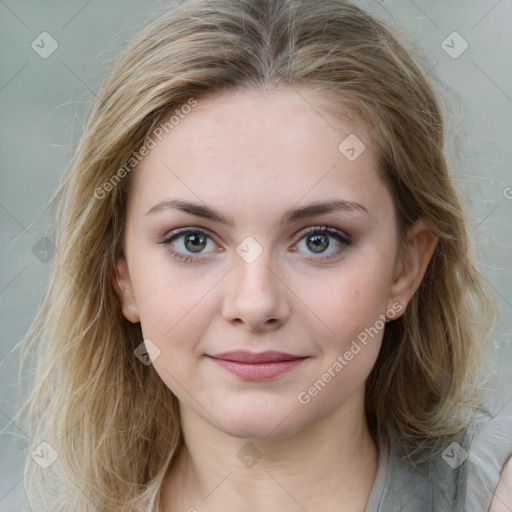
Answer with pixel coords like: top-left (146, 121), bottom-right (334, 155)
top-left (208, 357), bottom-right (306, 380)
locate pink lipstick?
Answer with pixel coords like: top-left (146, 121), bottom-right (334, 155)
top-left (207, 350), bottom-right (308, 380)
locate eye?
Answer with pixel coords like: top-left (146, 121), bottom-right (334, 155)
top-left (160, 228), bottom-right (218, 262)
top-left (293, 226), bottom-right (351, 259)
top-left (159, 225), bottom-right (351, 263)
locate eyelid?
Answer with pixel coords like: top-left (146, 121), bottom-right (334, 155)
top-left (294, 225), bottom-right (351, 244)
top-left (159, 225), bottom-right (350, 245)
top-left (158, 227), bottom-right (220, 264)
top-left (159, 224), bottom-right (352, 263)
top-left (159, 226), bottom-right (216, 243)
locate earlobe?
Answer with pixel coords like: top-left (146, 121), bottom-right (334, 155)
top-left (387, 220), bottom-right (438, 318)
top-left (111, 256), bottom-right (140, 323)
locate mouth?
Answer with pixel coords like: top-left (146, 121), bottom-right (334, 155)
top-left (206, 351), bottom-right (309, 380)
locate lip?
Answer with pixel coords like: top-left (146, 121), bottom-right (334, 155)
top-left (207, 351), bottom-right (308, 380)
top-left (210, 350), bottom-right (306, 363)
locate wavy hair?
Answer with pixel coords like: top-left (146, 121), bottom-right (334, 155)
top-left (16, 0), bottom-right (496, 510)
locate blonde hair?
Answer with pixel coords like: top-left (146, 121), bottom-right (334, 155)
top-left (16, 0), bottom-right (496, 510)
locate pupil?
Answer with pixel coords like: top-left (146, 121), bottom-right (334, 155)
top-left (183, 233), bottom-right (330, 254)
top-left (185, 233), bottom-right (206, 252)
top-left (308, 234), bottom-right (329, 253)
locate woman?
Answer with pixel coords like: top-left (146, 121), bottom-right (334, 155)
top-left (17, 0), bottom-right (512, 510)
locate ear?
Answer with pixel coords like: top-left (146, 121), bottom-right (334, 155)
top-left (111, 255), bottom-right (140, 323)
top-left (387, 219), bottom-right (438, 319)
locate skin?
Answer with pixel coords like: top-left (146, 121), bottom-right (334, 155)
top-left (113, 86), bottom-right (438, 511)
top-left (490, 456), bottom-right (512, 511)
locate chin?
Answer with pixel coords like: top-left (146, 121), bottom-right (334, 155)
top-left (213, 401), bottom-right (313, 441)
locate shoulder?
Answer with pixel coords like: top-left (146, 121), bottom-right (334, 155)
top-left (377, 410), bottom-right (512, 511)
top-left (463, 412), bottom-right (512, 511)
top-left (489, 455), bottom-right (512, 512)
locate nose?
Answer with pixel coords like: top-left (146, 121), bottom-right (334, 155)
top-left (221, 252), bottom-right (290, 331)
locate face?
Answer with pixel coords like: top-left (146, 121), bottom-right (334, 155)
top-left (114, 86), bottom-right (429, 440)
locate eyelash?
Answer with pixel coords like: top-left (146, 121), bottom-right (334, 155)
top-left (159, 226), bottom-right (352, 263)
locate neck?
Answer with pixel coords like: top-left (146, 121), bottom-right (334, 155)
top-left (160, 387), bottom-right (378, 512)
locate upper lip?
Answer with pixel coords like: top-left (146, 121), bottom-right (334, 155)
top-left (208, 350), bottom-right (307, 363)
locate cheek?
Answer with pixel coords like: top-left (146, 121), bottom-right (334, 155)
top-left (130, 250), bottom-right (216, 335)
top-left (294, 270), bottom-right (389, 415)
top-left (137, 276), bottom-right (216, 394)
top-left (296, 250), bottom-right (395, 398)
top-left (129, 268), bottom-right (222, 383)
top-left (304, 256), bottom-right (394, 341)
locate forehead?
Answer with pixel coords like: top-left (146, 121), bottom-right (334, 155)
top-left (128, 86), bottom-right (389, 221)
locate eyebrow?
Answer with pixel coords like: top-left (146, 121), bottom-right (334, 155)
top-left (145, 198), bottom-right (368, 226)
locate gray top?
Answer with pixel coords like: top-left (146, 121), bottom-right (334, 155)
top-left (365, 410), bottom-right (512, 511)
top-left (151, 410), bottom-right (512, 511)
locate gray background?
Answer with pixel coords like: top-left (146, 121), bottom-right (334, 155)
top-left (1, 0), bottom-right (511, 509)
